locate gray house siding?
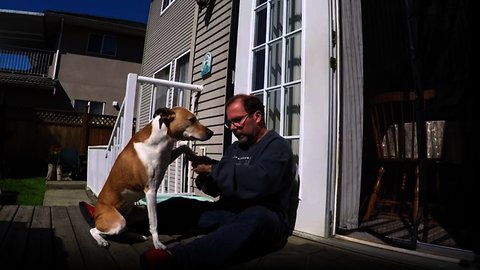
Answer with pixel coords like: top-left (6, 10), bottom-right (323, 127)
top-left (139, 0), bottom-right (238, 161)
top-left (138, 0), bottom-right (197, 129)
top-left (191, 0), bottom-right (237, 160)
top-left (136, 0), bottom-right (238, 195)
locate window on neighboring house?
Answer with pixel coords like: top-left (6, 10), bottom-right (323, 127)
top-left (87, 34), bottom-right (117, 56)
top-left (251, 0), bottom-right (302, 162)
top-left (161, 0), bottom-right (176, 13)
top-left (152, 52), bottom-right (190, 114)
top-left (73, 100), bottom-right (105, 115)
top-left (153, 64), bottom-right (171, 111)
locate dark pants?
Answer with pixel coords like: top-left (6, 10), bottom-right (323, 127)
top-left (154, 197), bottom-right (288, 269)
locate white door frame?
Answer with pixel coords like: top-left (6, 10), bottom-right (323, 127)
top-left (234, 0), bottom-right (339, 239)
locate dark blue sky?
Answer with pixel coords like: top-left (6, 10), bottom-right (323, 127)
top-left (0, 0), bottom-right (150, 24)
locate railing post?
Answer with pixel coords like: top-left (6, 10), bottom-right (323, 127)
top-left (80, 108), bottom-right (90, 156)
top-left (121, 73), bottom-right (137, 150)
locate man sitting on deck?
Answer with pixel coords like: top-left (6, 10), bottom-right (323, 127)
top-left (80, 94), bottom-right (299, 269)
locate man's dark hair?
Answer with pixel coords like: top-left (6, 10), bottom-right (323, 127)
top-left (226, 94), bottom-right (266, 125)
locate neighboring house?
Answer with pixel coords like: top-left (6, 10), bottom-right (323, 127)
top-left (88, 0), bottom-right (477, 265)
top-left (0, 9), bottom-right (146, 177)
top-left (0, 9), bottom-right (146, 115)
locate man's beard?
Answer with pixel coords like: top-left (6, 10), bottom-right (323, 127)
top-left (233, 132), bottom-right (249, 144)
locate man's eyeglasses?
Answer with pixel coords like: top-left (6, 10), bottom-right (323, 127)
top-left (224, 113), bottom-right (251, 130)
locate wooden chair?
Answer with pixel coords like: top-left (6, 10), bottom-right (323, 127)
top-left (362, 89), bottom-right (442, 223)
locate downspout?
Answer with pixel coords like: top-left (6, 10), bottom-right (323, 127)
top-left (186, 2), bottom-right (201, 192)
top-left (222, 0), bottom-right (240, 151)
top-left (189, 2), bottom-right (200, 115)
top-left (52, 17), bottom-right (64, 94)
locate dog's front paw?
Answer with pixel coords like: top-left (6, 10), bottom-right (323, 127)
top-left (152, 232), bottom-right (167, 249)
top-left (190, 155), bottom-right (214, 166)
top-left (98, 239), bottom-right (110, 248)
top-left (177, 144), bottom-right (195, 156)
top-left (153, 239), bottom-right (166, 250)
top-left (90, 228), bottom-right (110, 248)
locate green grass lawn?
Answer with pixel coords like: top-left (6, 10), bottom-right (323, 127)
top-left (0, 177), bottom-right (46, 205)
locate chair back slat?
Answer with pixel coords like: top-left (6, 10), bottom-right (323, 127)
top-left (368, 89), bottom-right (436, 161)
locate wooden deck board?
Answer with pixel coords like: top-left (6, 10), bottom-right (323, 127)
top-left (66, 205), bottom-right (119, 270)
top-left (0, 205), bottom-right (463, 270)
top-left (2, 205), bottom-right (33, 268)
top-left (0, 205), bottom-right (17, 241)
top-left (52, 206), bottom-right (87, 270)
top-left (24, 206), bottom-right (53, 269)
top-left (0, 204), bottom-right (178, 270)
top-left (0, 204), bottom-right (274, 269)
top-left (108, 240), bottom-right (143, 270)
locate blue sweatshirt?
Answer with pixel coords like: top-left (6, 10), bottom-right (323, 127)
top-left (208, 130), bottom-right (296, 228)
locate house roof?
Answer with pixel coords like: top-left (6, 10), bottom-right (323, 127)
top-left (0, 73), bottom-right (57, 89)
top-left (0, 9), bottom-right (146, 49)
top-left (43, 10), bottom-right (146, 37)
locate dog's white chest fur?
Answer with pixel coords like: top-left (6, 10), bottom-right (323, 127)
top-left (134, 121), bottom-right (174, 182)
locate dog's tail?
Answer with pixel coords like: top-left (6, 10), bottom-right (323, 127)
top-left (79, 201), bottom-right (95, 228)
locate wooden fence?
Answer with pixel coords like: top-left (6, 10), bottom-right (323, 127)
top-left (0, 108), bottom-right (116, 179)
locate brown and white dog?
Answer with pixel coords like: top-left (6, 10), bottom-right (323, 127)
top-left (90, 107), bottom-right (213, 249)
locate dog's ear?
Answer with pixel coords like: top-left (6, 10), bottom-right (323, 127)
top-left (153, 108), bottom-right (175, 124)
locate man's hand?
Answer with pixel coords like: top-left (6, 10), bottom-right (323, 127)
top-left (189, 155), bottom-right (215, 174)
top-left (193, 163), bottom-right (212, 175)
top-left (175, 144), bottom-right (196, 157)
top-left (195, 173), bottom-right (220, 197)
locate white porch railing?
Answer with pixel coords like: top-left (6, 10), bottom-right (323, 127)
top-left (86, 73), bottom-right (203, 197)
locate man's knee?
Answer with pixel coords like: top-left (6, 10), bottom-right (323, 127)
top-left (238, 206), bottom-right (281, 230)
top-left (242, 206), bottom-right (275, 219)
